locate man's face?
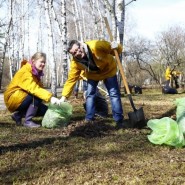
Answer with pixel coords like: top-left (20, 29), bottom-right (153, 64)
top-left (69, 43), bottom-right (85, 59)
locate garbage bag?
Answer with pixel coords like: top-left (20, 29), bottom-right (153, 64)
top-left (162, 86), bottom-right (177, 94)
top-left (42, 102), bottom-right (73, 128)
top-left (83, 90), bottom-right (108, 117)
top-left (147, 117), bottom-right (185, 147)
top-left (175, 97), bottom-right (185, 121)
top-left (175, 97), bottom-right (185, 134)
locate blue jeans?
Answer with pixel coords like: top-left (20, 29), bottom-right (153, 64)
top-left (17, 94), bottom-right (48, 116)
top-left (85, 75), bottom-right (123, 122)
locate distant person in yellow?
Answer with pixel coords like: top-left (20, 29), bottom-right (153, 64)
top-left (165, 66), bottom-right (171, 87)
top-left (165, 65), bottom-right (181, 89)
top-left (172, 70), bottom-right (181, 89)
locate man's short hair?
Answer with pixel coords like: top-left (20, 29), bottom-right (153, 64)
top-left (67, 40), bottom-right (80, 52)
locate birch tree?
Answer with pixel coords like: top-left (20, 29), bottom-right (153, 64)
top-left (60, 0), bottom-right (68, 84)
top-left (51, 0), bottom-right (68, 85)
top-left (0, 0), bottom-right (13, 89)
top-left (18, 0), bottom-right (25, 62)
top-left (115, 0), bottom-right (125, 44)
top-left (73, 0), bottom-right (83, 41)
top-left (44, 0), bottom-right (57, 96)
top-left (103, 0), bottom-right (117, 40)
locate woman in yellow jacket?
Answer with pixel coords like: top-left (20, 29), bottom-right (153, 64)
top-left (4, 52), bottom-right (60, 128)
top-left (60, 40), bottom-right (125, 129)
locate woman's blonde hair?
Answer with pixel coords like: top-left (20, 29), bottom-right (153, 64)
top-left (31, 52), bottom-right (46, 61)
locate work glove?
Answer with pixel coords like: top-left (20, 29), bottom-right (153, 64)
top-left (111, 41), bottom-right (118, 49)
top-left (50, 97), bottom-right (60, 105)
top-left (59, 96), bottom-right (67, 104)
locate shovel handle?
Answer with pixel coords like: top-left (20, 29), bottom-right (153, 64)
top-left (104, 17), bottom-right (131, 95)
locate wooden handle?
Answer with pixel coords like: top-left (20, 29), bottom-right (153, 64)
top-left (104, 17), bottom-right (131, 95)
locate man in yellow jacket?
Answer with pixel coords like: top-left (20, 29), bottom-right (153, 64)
top-left (60, 39), bottom-right (126, 129)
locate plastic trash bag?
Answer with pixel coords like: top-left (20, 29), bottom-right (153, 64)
top-left (42, 102), bottom-right (73, 128)
top-left (83, 90), bottom-right (108, 117)
top-left (175, 97), bottom-right (185, 134)
top-left (147, 117), bottom-right (185, 147)
top-left (175, 97), bottom-right (185, 122)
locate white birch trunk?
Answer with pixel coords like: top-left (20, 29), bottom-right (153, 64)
top-left (74, 0), bottom-right (83, 41)
top-left (96, 0), bottom-right (105, 39)
top-left (103, 0), bottom-right (117, 40)
top-left (27, 0), bottom-right (30, 58)
top-left (89, 0), bottom-right (98, 39)
top-left (0, 0), bottom-right (13, 88)
top-left (61, 0), bottom-right (68, 84)
top-left (71, 0), bottom-right (79, 40)
top-left (115, 0), bottom-right (125, 44)
top-left (19, 0), bottom-right (25, 62)
top-left (44, 0), bottom-right (57, 96)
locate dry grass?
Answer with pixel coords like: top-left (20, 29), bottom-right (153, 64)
top-left (0, 88), bottom-right (185, 184)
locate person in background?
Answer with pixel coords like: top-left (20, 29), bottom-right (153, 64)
top-left (172, 70), bottom-right (181, 89)
top-left (59, 39), bottom-right (126, 129)
top-left (165, 65), bottom-right (171, 87)
top-left (4, 52), bottom-right (60, 128)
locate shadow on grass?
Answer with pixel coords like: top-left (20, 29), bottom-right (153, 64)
top-left (0, 129), bottom-right (153, 184)
top-left (0, 136), bottom-right (68, 155)
top-left (0, 119), bottom-right (115, 155)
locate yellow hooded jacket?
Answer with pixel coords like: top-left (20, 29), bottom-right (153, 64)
top-left (4, 62), bottom-right (52, 112)
top-left (165, 67), bottom-right (171, 80)
top-left (62, 40), bottom-right (123, 98)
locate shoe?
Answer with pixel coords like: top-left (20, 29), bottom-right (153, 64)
top-left (115, 120), bottom-right (128, 130)
top-left (24, 104), bottom-right (40, 128)
top-left (11, 112), bottom-right (22, 126)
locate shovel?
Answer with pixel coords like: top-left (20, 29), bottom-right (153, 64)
top-left (104, 17), bottom-right (146, 129)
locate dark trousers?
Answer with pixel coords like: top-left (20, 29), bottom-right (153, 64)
top-left (17, 94), bottom-right (48, 116)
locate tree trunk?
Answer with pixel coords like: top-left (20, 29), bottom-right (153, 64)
top-left (44, 0), bottom-right (57, 96)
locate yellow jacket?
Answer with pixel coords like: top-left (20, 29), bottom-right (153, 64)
top-left (62, 40), bottom-right (123, 98)
top-left (4, 62), bottom-right (52, 112)
top-left (172, 70), bottom-right (181, 77)
top-left (165, 67), bottom-right (171, 80)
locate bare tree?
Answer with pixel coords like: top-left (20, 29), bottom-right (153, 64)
top-left (125, 36), bottom-right (161, 85)
top-left (156, 26), bottom-right (185, 69)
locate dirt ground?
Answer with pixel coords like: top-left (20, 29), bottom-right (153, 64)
top-left (0, 88), bottom-right (185, 184)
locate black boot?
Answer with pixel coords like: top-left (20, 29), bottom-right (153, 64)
top-left (11, 111), bottom-right (23, 126)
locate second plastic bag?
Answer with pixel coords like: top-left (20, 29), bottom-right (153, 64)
top-left (147, 117), bottom-right (185, 147)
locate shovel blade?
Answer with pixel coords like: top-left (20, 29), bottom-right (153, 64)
top-left (128, 107), bottom-right (146, 129)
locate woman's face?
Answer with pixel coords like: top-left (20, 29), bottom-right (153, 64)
top-left (33, 57), bottom-right (46, 71)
